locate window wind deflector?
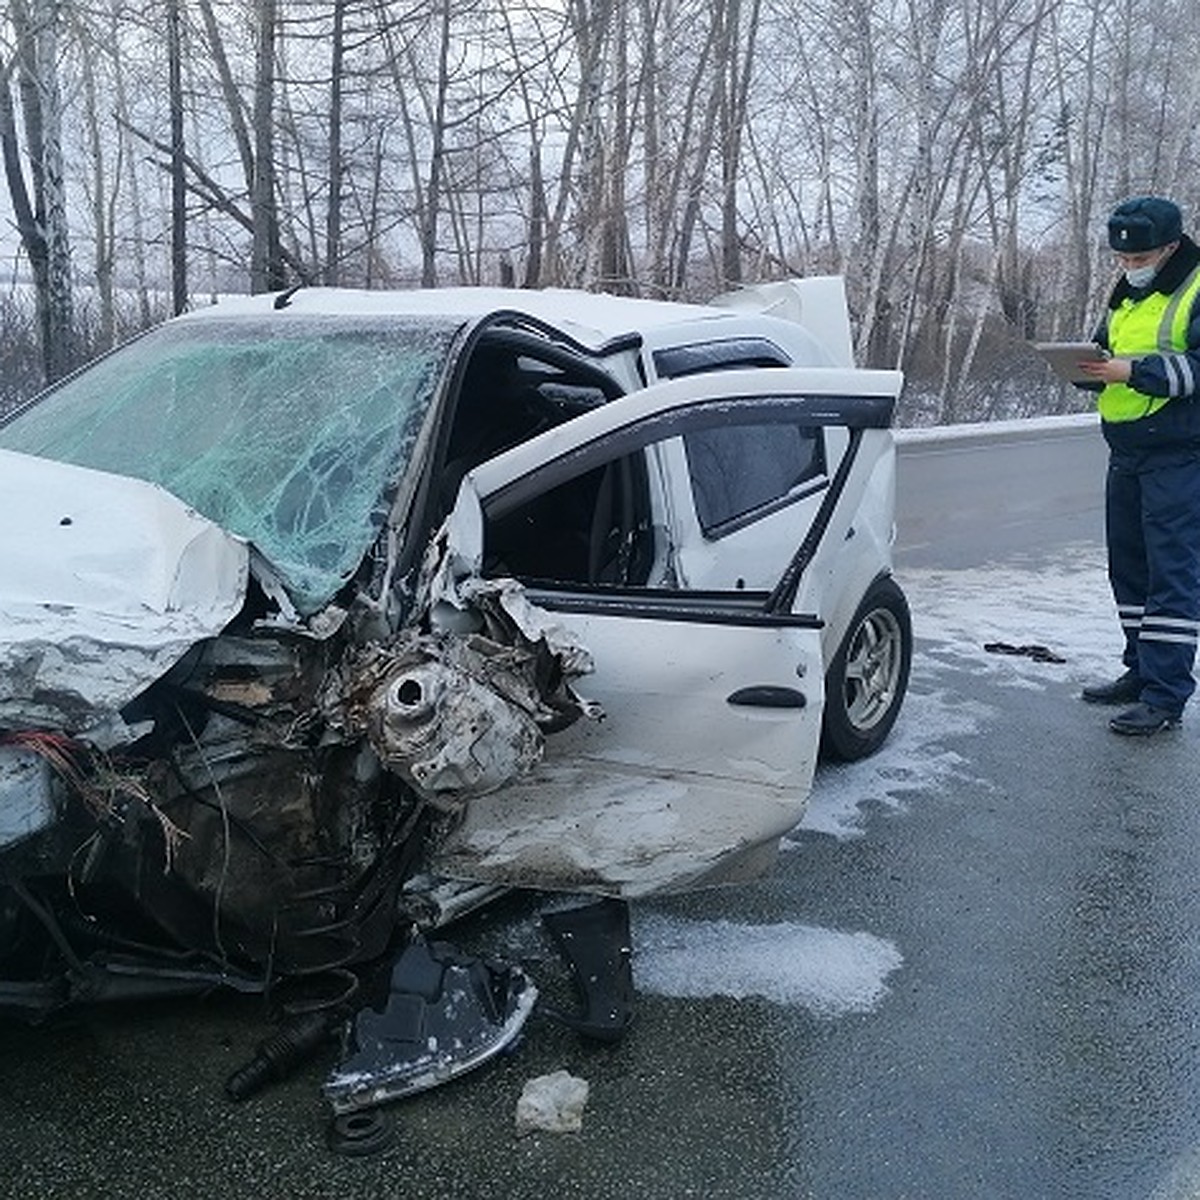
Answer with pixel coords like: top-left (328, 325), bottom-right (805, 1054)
top-left (653, 338), bottom-right (791, 380)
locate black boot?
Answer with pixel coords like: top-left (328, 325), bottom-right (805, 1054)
top-left (1081, 669), bottom-right (1143, 706)
top-left (1109, 702), bottom-right (1182, 736)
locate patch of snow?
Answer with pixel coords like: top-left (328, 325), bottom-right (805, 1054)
top-left (902, 542), bottom-right (1119, 689)
top-left (633, 912), bottom-right (902, 1017)
top-left (798, 541), bottom-right (1121, 839)
top-left (799, 686), bottom-right (995, 840)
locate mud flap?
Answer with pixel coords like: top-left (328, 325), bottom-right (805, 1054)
top-left (323, 934), bottom-right (537, 1113)
top-left (542, 898), bottom-right (635, 1042)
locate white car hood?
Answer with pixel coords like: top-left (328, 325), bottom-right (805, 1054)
top-left (0, 448), bottom-right (249, 736)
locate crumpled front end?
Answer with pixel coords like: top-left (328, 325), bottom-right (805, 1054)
top-left (0, 448), bottom-right (422, 1014)
top-left (323, 583), bottom-right (598, 809)
top-left (0, 449), bottom-right (603, 1020)
top-left (0, 624), bottom-right (424, 1018)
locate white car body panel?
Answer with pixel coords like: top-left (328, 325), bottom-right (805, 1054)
top-left (708, 276), bottom-right (857, 368)
top-left (433, 610), bottom-right (822, 896)
top-left (425, 366), bottom-right (900, 894)
top-left (196, 283), bottom-right (832, 359)
top-left (0, 448), bottom-right (249, 733)
top-left (791, 431), bottom-right (900, 652)
top-left (670, 420), bottom-right (901, 660)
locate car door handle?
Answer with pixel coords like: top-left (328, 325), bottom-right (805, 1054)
top-left (726, 686), bottom-right (807, 708)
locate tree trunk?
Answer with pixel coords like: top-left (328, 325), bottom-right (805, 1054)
top-left (719, 0), bottom-right (761, 289)
top-left (167, 0), bottom-right (187, 313)
top-left (324, 0), bottom-right (347, 285)
top-left (6, 0), bottom-right (75, 384)
top-left (111, 0), bottom-right (152, 326)
top-left (251, 0), bottom-right (284, 292)
top-left (420, 0), bottom-right (452, 288)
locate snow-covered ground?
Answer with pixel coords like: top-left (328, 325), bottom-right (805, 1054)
top-left (633, 913), bottom-right (904, 1017)
top-left (806, 541), bottom-right (1119, 840)
top-left (634, 540), bottom-right (1145, 1017)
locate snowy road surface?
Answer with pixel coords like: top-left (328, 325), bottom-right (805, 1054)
top-left (5, 415), bottom-right (1200, 1199)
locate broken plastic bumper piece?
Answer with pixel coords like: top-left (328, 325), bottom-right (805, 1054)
top-left (542, 898), bottom-right (634, 1042)
top-left (323, 934), bottom-right (536, 1113)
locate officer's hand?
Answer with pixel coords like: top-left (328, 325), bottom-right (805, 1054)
top-left (1078, 356), bottom-right (1134, 384)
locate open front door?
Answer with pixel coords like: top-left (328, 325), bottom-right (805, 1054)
top-left (430, 367), bottom-right (900, 896)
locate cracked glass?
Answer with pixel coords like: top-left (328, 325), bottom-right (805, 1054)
top-left (0, 314), bottom-right (459, 614)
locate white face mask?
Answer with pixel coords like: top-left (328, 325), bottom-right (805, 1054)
top-left (1122, 244), bottom-right (1175, 288)
top-left (1125, 262), bottom-right (1160, 288)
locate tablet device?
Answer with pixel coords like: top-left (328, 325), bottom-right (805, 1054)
top-left (1032, 341), bottom-right (1109, 384)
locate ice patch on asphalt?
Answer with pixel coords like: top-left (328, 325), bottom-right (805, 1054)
top-left (797, 542), bottom-right (1118, 839)
top-left (633, 912), bottom-right (902, 1016)
top-left (800, 684), bottom-right (994, 838)
top-left (902, 541), bottom-right (1118, 689)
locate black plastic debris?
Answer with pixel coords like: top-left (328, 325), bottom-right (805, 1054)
top-left (542, 898), bottom-right (635, 1043)
top-left (326, 1109), bottom-right (396, 1157)
top-left (983, 641), bottom-right (1066, 664)
top-left (225, 1011), bottom-right (336, 1101)
top-left (322, 933), bottom-right (536, 1113)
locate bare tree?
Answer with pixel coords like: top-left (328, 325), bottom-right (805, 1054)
top-left (717, 0), bottom-right (761, 288)
top-left (76, 14), bottom-right (117, 343)
top-left (2, 0), bottom-right (76, 382)
top-left (324, 0), bottom-right (347, 284)
top-left (166, 0), bottom-right (187, 311)
top-left (250, 0), bottom-right (284, 290)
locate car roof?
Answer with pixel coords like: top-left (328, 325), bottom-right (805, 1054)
top-left (179, 286), bottom-right (774, 353)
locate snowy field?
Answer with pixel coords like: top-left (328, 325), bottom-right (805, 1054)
top-left (632, 540), bottom-right (1151, 1018)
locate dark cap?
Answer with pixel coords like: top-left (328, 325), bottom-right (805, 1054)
top-left (1108, 196), bottom-right (1183, 252)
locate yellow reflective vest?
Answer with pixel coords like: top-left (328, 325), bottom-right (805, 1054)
top-left (1101, 263), bottom-right (1200, 422)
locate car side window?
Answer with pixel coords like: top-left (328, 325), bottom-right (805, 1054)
top-left (684, 422), bottom-right (825, 536)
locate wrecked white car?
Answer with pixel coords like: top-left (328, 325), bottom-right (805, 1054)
top-left (0, 279), bottom-right (908, 1105)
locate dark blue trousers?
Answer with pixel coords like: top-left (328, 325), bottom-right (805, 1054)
top-left (1105, 451), bottom-right (1200, 712)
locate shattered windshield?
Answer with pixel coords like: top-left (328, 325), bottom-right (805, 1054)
top-left (0, 313), bottom-right (460, 614)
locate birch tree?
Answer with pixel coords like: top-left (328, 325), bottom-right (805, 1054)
top-left (2, 0), bottom-right (75, 382)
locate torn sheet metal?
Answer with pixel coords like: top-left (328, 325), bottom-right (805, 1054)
top-left (324, 571), bottom-right (600, 806)
top-left (324, 622), bottom-right (592, 807)
top-left (323, 935), bottom-right (537, 1113)
top-left (452, 577), bottom-right (598, 688)
top-left (397, 874), bottom-right (510, 929)
top-left (0, 449), bottom-right (249, 733)
top-left (420, 500), bottom-right (598, 690)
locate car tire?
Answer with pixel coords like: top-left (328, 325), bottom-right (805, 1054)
top-left (820, 575), bottom-right (912, 762)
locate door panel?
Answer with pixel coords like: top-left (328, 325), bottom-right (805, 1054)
top-left (432, 600), bottom-right (823, 896)
top-left (431, 367), bottom-right (900, 895)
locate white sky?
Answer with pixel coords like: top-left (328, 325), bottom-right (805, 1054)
top-left (633, 540), bottom-right (1152, 1017)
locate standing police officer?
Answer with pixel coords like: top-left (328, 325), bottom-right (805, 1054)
top-left (1079, 195), bottom-right (1200, 735)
